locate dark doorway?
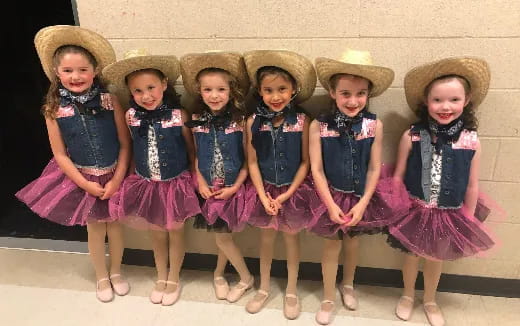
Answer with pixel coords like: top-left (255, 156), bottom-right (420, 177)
top-left (1, 2), bottom-right (87, 241)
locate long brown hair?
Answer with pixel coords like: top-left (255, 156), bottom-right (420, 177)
top-left (125, 68), bottom-right (181, 107)
top-left (193, 68), bottom-right (246, 123)
top-left (417, 75), bottom-right (478, 130)
top-left (42, 45), bottom-right (102, 119)
top-left (321, 73), bottom-right (373, 117)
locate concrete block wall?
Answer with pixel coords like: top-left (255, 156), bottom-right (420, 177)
top-left (77, 0), bottom-right (520, 279)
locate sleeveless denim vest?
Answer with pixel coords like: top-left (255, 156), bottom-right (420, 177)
top-left (404, 124), bottom-right (477, 208)
top-left (320, 112), bottom-right (377, 196)
top-left (252, 111), bottom-right (306, 186)
top-left (127, 108), bottom-right (188, 180)
top-left (192, 115), bottom-right (245, 186)
top-left (55, 93), bottom-right (119, 169)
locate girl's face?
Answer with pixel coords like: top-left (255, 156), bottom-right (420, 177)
top-left (330, 75), bottom-right (369, 117)
top-left (426, 78), bottom-right (469, 125)
top-left (258, 74), bottom-right (295, 112)
top-left (55, 52), bottom-right (96, 94)
top-left (127, 72), bottom-right (167, 110)
top-left (199, 72), bottom-right (230, 114)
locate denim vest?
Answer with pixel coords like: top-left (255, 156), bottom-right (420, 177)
top-left (55, 93), bottom-right (119, 169)
top-left (127, 108), bottom-right (188, 180)
top-left (320, 112), bottom-right (377, 196)
top-left (252, 111), bottom-right (306, 186)
top-left (192, 115), bottom-right (245, 186)
top-left (404, 124), bottom-right (477, 208)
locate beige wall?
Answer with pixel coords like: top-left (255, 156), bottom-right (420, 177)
top-left (77, 0), bottom-right (520, 279)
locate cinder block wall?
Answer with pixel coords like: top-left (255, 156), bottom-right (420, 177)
top-left (77, 0), bottom-right (520, 279)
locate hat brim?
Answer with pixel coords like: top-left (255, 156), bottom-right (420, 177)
top-left (404, 57), bottom-right (490, 113)
top-left (180, 52), bottom-right (250, 96)
top-left (243, 50), bottom-right (317, 104)
top-left (34, 25), bottom-right (116, 80)
top-left (102, 55), bottom-right (180, 105)
top-left (315, 57), bottom-right (394, 97)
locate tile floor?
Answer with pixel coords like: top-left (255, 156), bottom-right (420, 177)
top-left (0, 239), bottom-right (518, 326)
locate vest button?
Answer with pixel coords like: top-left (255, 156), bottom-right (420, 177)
top-left (351, 149), bottom-right (356, 153)
top-left (280, 153), bottom-right (285, 157)
top-left (354, 179), bottom-right (359, 184)
top-left (444, 190), bottom-right (450, 195)
top-left (158, 135), bottom-right (164, 139)
top-left (160, 150), bottom-right (166, 154)
top-left (353, 164), bottom-right (358, 170)
top-left (162, 162), bottom-right (167, 167)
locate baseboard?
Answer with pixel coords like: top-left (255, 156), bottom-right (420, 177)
top-left (122, 248), bottom-right (520, 298)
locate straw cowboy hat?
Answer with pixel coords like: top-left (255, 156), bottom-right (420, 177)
top-left (243, 50), bottom-right (317, 104)
top-left (102, 49), bottom-right (180, 105)
top-left (34, 25), bottom-right (116, 80)
top-left (315, 49), bottom-right (394, 97)
top-left (180, 51), bottom-right (250, 96)
top-left (404, 56), bottom-right (490, 112)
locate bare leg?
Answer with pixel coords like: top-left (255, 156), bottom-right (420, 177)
top-left (214, 248), bottom-right (228, 279)
top-left (341, 236), bottom-right (359, 286)
top-left (320, 238), bottom-right (342, 312)
top-left (166, 226), bottom-right (185, 293)
top-left (87, 222), bottom-right (109, 290)
top-left (150, 230), bottom-right (169, 292)
top-left (282, 232), bottom-right (300, 295)
top-left (402, 254), bottom-right (420, 298)
top-left (106, 221), bottom-right (124, 276)
top-left (215, 233), bottom-right (252, 282)
top-left (423, 259), bottom-right (442, 302)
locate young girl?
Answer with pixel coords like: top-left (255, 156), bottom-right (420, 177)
top-left (180, 52), bottom-right (255, 302)
top-left (16, 26), bottom-right (132, 302)
top-left (243, 50), bottom-right (318, 320)
top-left (309, 49), bottom-right (398, 325)
top-left (387, 57), bottom-right (495, 326)
top-left (103, 49), bottom-right (201, 306)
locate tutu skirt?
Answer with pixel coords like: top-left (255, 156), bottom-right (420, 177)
top-left (193, 179), bottom-right (255, 232)
top-left (110, 170), bottom-right (201, 231)
top-left (15, 158), bottom-right (118, 226)
top-left (387, 196), bottom-right (496, 261)
top-left (308, 177), bottom-right (409, 238)
top-left (247, 176), bottom-right (319, 233)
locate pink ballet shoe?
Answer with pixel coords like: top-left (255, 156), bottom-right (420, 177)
top-left (423, 302), bottom-right (445, 326)
top-left (149, 280), bottom-right (166, 304)
top-left (283, 293), bottom-right (301, 320)
top-left (395, 295), bottom-right (414, 321)
top-left (96, 278), bottom-right (114, 303)
top-left (214, 276), bottom-right (230, 300)
top-left (245, 289), bottom-right (269, 314)
top-left (227, 276), bottom-right (254, 303)
top-left (339, 284), bottom-right (358, 310)
top-left (109, 273), bottom-right (130, 296)
top-left (162, 281), bottom-right (182, 306)
top-left (315, 300), bottom-right (335, 325)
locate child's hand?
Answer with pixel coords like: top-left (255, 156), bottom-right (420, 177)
top-left (100, 179), bottom-right (121, 200)
top-left (83, 181), bottom-right (105, 198)
top-left (273, 192), bottom-right (290, 207)
top-left (261, 193), bottom-right (279, 216)
top-left (213, 186), bottom-right (238, 200)
top-left (199, 184), bottom-right (215, 199)
top-left (344, 201), bottom-right (367, 227)
top-left (327, 203), bottom-right (347, 224)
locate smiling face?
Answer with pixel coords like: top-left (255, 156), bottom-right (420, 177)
top-left (329, 74), bottom-right (370, 117)
top-left (425, 77), bottom-right (470, 125)
top-left (127, 71), bottom-right (167, 110)
top-left (55, 52), bottom-right (97, 94)
top-left (198, 71), bottom-right (231, 114)
top-left (258, 73), bottom-right (295, 112)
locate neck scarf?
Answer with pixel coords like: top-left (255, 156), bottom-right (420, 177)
top-left (185, 105), bottom-right (232, 129)
top-left (251, 101), bottom-right (294, 151)
top-left (428, 116), bottom-right (464, 153)
top-left (59, 83), bottom-right (103, 115)
top-left (319, 108), bottom-right (365, 137)
top-left (130, 98), bottom-right (173, 137)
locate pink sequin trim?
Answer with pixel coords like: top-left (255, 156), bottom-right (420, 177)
top-left (126, 108), bottom-right (140, 126)
top-left (319, 122), bottom-right (340, 137)
top-left (161, 109), bottom-right (183, 128)
top-left (283, 113), bottom-right (305, 132)
top-left (225, 121), bottom-right (244, 134)
top-left (355, 118), bottom-right (376, 140)
top-left (56, 105), bottom-right (75, 118)
top-left (193, 125), bottom-right (210, 133)
top-left (452, 130), bottom-right (478, 150)
top-left (78, 165), bottom-right (116, 176)
top-left (411, 133), bottom-right (421, 142)
top-left (100, 93), bottom-right (114, 110)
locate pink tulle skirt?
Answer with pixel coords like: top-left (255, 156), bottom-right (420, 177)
top-left (308, 177), bottom-right (409, 238)
top-left (194, 179), bottom-right (255, 232)
top-left (387, 196), bottom-right (496, 261)
top-left (110, 171), bottom-right (201, 231)
top-left (247, 176), bottom-right (319, 233)
top-left (15, 158), bottom-right (118, 226)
